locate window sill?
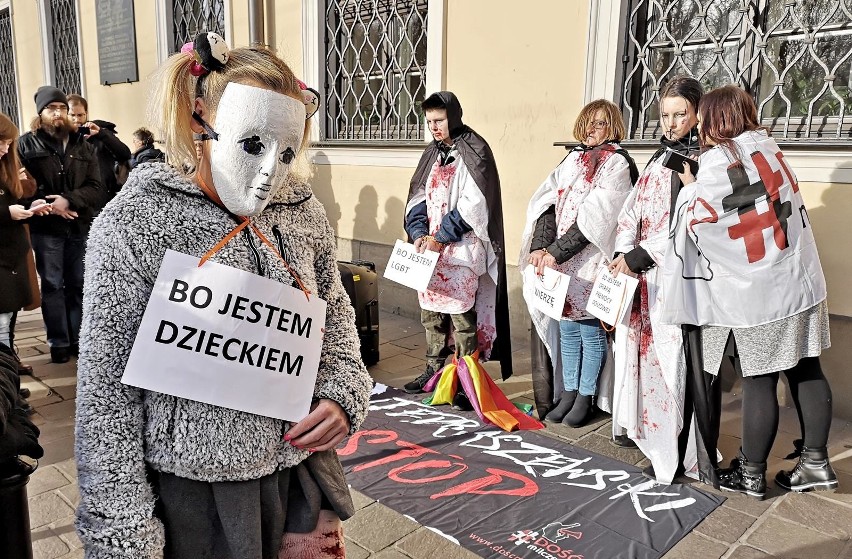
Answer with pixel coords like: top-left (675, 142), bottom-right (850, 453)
top-left (553, 141), bottom-right (852, 183)
top-left (309, 144), bottom-right (427, 167)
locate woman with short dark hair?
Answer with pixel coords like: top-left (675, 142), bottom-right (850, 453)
top-left (662, 84), bottom-right (836, 499)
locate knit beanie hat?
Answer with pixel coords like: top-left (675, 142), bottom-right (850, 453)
top-left (34, 86), bottom-right (68, 115)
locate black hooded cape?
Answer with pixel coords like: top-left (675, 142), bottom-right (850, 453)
top-left (405, 91), bottom-right (512, 380)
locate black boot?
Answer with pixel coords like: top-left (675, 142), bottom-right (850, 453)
top-left (718, 452), bottom-right (766, 500)
top-left (775, 446), bottom-right (838, 492)
top-left (563, 394), bottom-right (593, 427)
top-left (544, 390), bottom-right (577, 423)
top-left (452, 390), bottom-right (474, 411)
top-left (50, 346), bottom-right (70, 364)
top-left (403, 364), bottom-right (438, 394)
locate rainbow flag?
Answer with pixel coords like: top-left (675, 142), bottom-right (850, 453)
top-left (423, 353), bottom-right (544, 432)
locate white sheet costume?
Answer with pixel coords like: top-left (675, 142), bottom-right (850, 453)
top-left (405, 147), bottom-right (498, 353)
top-left (520, 144), bottom-right (634, 407)
top-left (660, 130), bottom-right (826, 329)
top-left (611, 152), bottom-right (694, 484)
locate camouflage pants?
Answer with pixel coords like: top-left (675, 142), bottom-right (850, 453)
top-left (420, 308), bottom-right (478, 370)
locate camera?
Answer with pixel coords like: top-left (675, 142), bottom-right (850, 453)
top-left (661, 149), bottom-right (698, 176)
top-left (77, 126), bottom-right (90, 135)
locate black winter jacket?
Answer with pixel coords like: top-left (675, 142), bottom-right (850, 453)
top-left (18, 129), bottom-right (104, 236)
top-left (0, 184), bottom-right (33, 312)
top-left (87, 120), bottom-right (131, 199)
top-left (129, 145), bottom-right (165, 169)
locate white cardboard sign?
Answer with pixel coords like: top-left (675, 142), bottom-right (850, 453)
top-left (523, 266), bottom-right (572, 320)
top-left (586, 267), bottom-right (639, 326)
top-left (383, 239), bottom-right (439, 292)
top-left (121, 250), bottom-right (327, 422)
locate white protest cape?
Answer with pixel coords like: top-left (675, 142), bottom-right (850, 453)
top-left (519, 145), bottom-right (634, 410)
top-left (611, 158), bottom-right (694, 484)
top-left (660, 130), bottom-right (826, 328)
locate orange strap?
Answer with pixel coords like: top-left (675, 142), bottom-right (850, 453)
top-left (195, 174), bottom-right (311, 299)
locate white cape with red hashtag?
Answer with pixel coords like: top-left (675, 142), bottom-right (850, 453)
top-left (660, 130), bottom-right (826, 328)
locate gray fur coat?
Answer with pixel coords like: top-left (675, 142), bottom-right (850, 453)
top-left (74, 163), bottom-right (372, 558)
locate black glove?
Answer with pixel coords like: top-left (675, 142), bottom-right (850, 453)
top-left (0, 408), bottom-right (43, 461)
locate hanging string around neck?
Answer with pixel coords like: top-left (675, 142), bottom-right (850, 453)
top-left (195, 173), bottom-right (311, 300)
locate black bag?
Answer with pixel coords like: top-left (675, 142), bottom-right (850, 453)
top-left (337, 260), bottom-right (380, 366)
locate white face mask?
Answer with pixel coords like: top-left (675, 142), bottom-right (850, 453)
top-left (209, 82), bottom-right (306, 216)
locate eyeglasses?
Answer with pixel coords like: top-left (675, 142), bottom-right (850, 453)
top-left (44, 105), bottom-right (68, 114)
top-left (588, 120), bottom-right (609, 130)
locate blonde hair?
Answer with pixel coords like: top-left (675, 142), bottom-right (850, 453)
top-left (0, 113), bottom-right (22, 199)
top-left (572, 99), bottom-right (626, 143)
top-left (148, 46), bottom-right (310, 174)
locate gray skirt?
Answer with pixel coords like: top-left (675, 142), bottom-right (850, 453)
top-left (702, 300), bottom-right (830, 377)
top-left (153, 450), bottom-right (354, 559)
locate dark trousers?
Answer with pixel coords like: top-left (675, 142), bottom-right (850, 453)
top-left (30, 233), bottom-right (85, 349)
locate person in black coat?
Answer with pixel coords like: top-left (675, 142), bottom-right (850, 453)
top-left (68, 94), bottom-right (131, 201)
top-left (129, 127), bottom-right (165, 169)
top-left (18, 87), bottom-right (104, 364)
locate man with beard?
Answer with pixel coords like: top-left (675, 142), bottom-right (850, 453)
top-left (18, 86), bottom-right (103, 363)
top-left (67, 94), bottom-right (131, 202)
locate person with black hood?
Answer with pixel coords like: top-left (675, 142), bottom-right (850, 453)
top-left (402, 91), bottom-right (513, 410)
top-left (68, 94), bottom-right (131, 202)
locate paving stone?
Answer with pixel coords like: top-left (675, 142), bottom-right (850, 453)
top-left (351, 489), bottom-right (375, 511)
top-left (774, 492), bottom-right (852, 539)
top-left (571, 432), bottom-right (646, 464)
top-left (34, 420), bottom-right (75, 445)
top-left (397, 527), bottom-right (480, 559)
top-left (815, 470), bottom-right (852, 506)
top-left (21, 378), bottom-right (53, 401)
top-left (660, 532), bottom-right (729, 559)
top-left (371, 549), bottom-right (411, 559)
top-left (40, 435), bottom-right (76, 467)
top-left (29, 392), bottom-right (65, 409)
top-left (724, 545), bottom-right (773, 559)
top-left (28, 466), bottom-right (70, 497)
top-left (343, 538), bottom-right (370, 559)
top-left (54, 458), bottom-right (78, 481)
top-left (30, 525), bottom-right (71, 559)
top-left (37, 400), bottom-right (78, 422)
top-left (694, 504), bottom-right (755, 544)
top-left (19, 344), bottom-right (49, 357)
top-left (390, 333), bottom-right (427, 351)
top-left (56, 550), bottom-right (84, 559)
top-left (378, 353), bottom-right (425, 372)
top-left (746, 515), bottom-right (846, 558)
top-left (51, 514), bottom-right (82, 550)
top-left (342, 502), bottom-right (418, 551)
top-left (58, 483), bottom-right (80, 509)
top-left (700, 485), bottom-right (774, 518)
top-left (379, 343), bottom-right (412, 359)
top-left (29, 491), bottom-right (75, 529)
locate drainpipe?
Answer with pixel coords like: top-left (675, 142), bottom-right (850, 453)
top-left (249, 0), bottom-right (265, 47)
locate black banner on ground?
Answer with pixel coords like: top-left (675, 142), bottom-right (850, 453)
top-left (339, 386), bottom-right (724, 559)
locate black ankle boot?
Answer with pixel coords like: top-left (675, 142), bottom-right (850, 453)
top-left (452, 390), bottom-right (474, 411)
top-left (563, 394), bottom-right (593, 427)
top-left (718, 452), bottom-right (766, 500)
top-left (775, 446), bottom-right (838, 492)
top-left (544, 390), bottom-right (577, 423)
top-left (404, 364), bottom-right (438, 394)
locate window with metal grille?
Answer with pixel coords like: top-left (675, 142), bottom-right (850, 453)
top-left (323, 0), bottom-right (428, 143)
top-left (622, 0), bottom-right (852, 142)
top-left (170, 0), bottom-right (225, 54)
top-left (49, 0), bottom-right (81, 95)
top-left (0, 7), bottom-right (18, 124)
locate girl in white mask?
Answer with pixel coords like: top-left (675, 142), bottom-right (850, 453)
top-left (75, 33), bottom-right (371, 558)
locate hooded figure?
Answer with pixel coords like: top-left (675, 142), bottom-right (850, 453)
top-left (402, 91), bottom-right (513, 408)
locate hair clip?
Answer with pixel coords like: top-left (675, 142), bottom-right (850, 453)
top-left (297, 79), bottom-right (321, 119)
top-left (181, 31), bottom-right (230, 78)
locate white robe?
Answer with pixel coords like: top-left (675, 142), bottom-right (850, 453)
top-left (405, 150), bottom-right (499, 357)
top-left (660, 130), bottom-right (827, 328)
top-left (611, 157), bottom-right (695, 484)
top-left (519, 145), bottom-right (634, 407)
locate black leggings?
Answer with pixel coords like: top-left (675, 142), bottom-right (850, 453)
top-left (740, 356), bottom-right (832, 464)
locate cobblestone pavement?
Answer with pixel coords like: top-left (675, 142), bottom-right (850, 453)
top-left (15, 308), bottom-right (852, 559)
